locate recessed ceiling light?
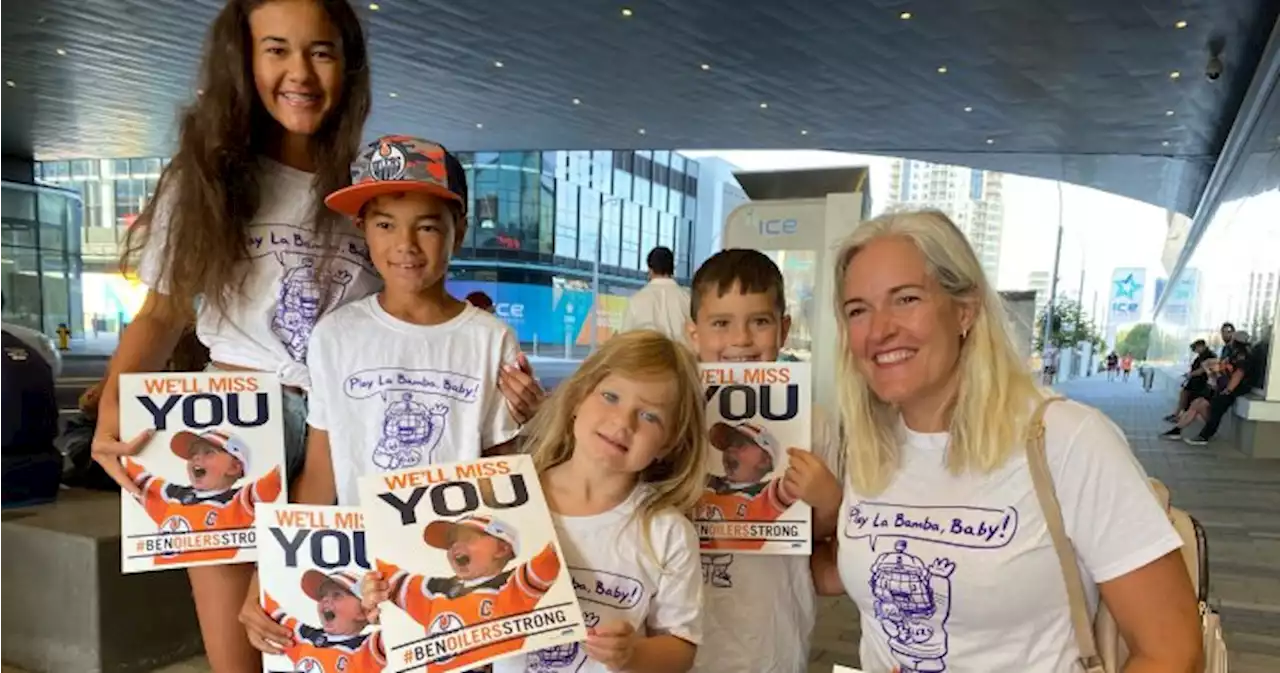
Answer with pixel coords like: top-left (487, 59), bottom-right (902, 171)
top-left (369, 2), bottom-right (379, 10)
top-left (937, 66), bottom-right (948, 74)
top-left (800, 129), bottom-right (809, 136)
top-left (389, 92), bottom-right (398, 98)
top-left (56, 48), bottom-right (67, 56)
top-left (900, 11), bottom-right (912, 20)
top-left (621, 7), bottom-right (633, 17)
top-left (1170, 70), bottom-right (1181, 79)
top-left (986, 138), bottom-right (995, 145)
top-left (1174, 20), bottom-right (1188, 29)
top-left (572, 97), bottom-right (581, 105)
top-left (1165, 109), bottom-right (1174, 116)
top-left (637, 128), bottom-right (646, 135)
top-left (700, 63), bottom-right (711, 71)
top-left (494, 60), bottom-right (505, 68)
top-left (963, 106), bottom-right (973, 112)
top-left (5, 80), bottom-right (15, 88)
top-left (1162, 140), bottom-right (1171, 146)
top-left (475, 123), bottom-right (484, 129)
top-left (759, 102), bottom-right (769, 109)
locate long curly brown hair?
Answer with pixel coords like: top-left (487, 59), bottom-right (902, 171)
top-left (123, 0), bottom-right (370, 320)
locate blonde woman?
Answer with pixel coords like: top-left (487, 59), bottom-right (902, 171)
top-left (812, 211), bottom-right (1200, 672)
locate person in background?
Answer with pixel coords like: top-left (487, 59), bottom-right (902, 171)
top-left (811, 210), bottom-right (1199, 672)
top-left (1180, 331), bottom-right (1256, 446)
top-left (1165, 339), bottom-right (1215, 422)
top-left (465, 290), bottom-right (496, 314)
top-left (1121, 352), bottom-right (1134, 382)
top-left (623, 246), bottom-right (690, 344)
top-left (1105, 350), bottom-right (1119, 381)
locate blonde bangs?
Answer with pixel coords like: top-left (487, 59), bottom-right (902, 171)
top-left (526, 330), bottom-right (709, 559)
top-left (833, 210), bottom-right (1042, 495)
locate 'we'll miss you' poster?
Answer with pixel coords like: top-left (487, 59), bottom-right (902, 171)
top-left (257, 504), bottom-right (382, 673)
top-left (359, 455), bottom-right (586, 673)
top-left (118, 372), bottom-right (286, 573)
top-left (696, 362), bottom-right (812, 555)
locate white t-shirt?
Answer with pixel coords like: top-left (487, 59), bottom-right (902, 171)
top-left (623, 278), bottom-right (691, 344)
top-left (692, 406), bottom-right (842, 673)
top-left (494, 485), bottom-right (704, 673)
top-left (137, 157), bottom-right (381, 390)
top-left (307, 296), bottom-right (523, 505)
top-left (836, 400), bottom-right (1182, 673)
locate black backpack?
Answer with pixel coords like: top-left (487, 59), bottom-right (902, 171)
top-left (2, 330), bottom-right (64, 506)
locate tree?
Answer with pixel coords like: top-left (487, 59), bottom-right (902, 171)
top-left (1116, 323), bottom-right (1153, 359)
top-left (1034, 298), bottom-right (1104, 353)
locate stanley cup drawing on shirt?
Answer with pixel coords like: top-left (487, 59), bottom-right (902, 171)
top-left (527, 640), bottom-right (588, 672)
top-left (272, 256), bottom-right (354, 362)
top-left (374, 393), bottom-right (450, 470)
top-left (868, 540), bottom-right (954, 672)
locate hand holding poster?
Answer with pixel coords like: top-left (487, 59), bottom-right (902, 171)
top-left (257, 505), bottom-right (382, 673)
top-left (696, 362), bottom-right (812, 555)
top-left (358, 455), bottom-right (587, 673)
top-left (118, 372), bottom-right (286, 573)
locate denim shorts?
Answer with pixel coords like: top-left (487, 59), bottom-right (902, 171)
top-left (207, 364), bottom-right (309, 482)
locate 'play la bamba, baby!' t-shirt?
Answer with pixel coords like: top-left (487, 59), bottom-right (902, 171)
top-left (836, 400), bottom-right (1182, 672)
top-left (138, 157), bottom-right (381, 390)
top-left (307, 296), bottom-right (522, 505)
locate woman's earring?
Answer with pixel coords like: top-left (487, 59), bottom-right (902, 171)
top-left (961, 328), bottom-right (969, 340)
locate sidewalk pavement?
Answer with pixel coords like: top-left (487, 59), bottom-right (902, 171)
top-left (808, 373), bottom-right (1280, 673)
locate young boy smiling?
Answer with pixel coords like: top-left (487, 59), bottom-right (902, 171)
top-left (684, 249), bottom-right (843, 673)
top-left (295, 135), bottom-right (522, 507)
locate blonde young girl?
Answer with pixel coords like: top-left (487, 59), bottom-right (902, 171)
top-left (493, 329), bottom-right (710, 673)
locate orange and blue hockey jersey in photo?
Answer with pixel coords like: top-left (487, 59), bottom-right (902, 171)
top-left (263, 593), bottom-right (384, 673)
top-left (698, 475), bottom-right (795, 551)
top-left (377, 542), bottom-right (561, 671)
top-left (123, 457), bottom-right (283, 565)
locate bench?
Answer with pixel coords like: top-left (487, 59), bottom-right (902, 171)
top-left (1231, 393), bottom-right (1280, 458)
top-left (1, 489), bottom-right (204, 673)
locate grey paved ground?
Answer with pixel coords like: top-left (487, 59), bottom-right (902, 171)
top-left (807, 372), bottom-right (1280, 673)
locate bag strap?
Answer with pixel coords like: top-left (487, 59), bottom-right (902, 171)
top-left (1025, 396), bottom-right (1106, 673)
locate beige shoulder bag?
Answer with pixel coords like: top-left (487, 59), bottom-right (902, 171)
top-left (1024, 397), bottom-right (1228, 673)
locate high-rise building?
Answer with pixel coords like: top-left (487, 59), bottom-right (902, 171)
top-left (1244, 270), bottom-right (1278, 337)
top-left (1027, 271), bottom-right (1052, 313)
top-left (886, 159), bottom-right (1006, 281)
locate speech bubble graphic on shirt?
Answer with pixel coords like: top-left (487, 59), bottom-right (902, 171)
top-left (844, 501), bottom-right (1019, 551)
top-left (344, 367), bottom-right (481, 403)
top-left (567, 567), bottom-right (645, 611)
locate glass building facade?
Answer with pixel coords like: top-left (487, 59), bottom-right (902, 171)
top-left (1, 181), bottom-right (85, 334)
top-left (30, 150), bottom-right (705, 352)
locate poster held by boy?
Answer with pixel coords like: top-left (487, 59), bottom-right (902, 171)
top-left (257, 504), bottom-right (382, 673)
top-left (696, 362), bottom-right (813, 555)
top-left (359, 455), bottom-right (587, 673)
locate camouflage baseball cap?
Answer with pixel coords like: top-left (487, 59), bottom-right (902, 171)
top-left (325, 134), bottom-right (468, 217)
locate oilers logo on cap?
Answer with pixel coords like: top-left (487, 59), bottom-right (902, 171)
top-left (369, 141), bottom-right (407, 181)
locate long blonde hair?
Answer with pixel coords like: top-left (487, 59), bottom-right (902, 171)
top-left (834, 210), bottom-right (1042, 495)
top-left (526, 330), bottom-right (709, 551)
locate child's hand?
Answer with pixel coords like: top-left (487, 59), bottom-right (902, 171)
top-left (585, 621), bottom-right (638, 671)
top-left (782, 448), bottom-right (841, 516)
top-left (500, 353), bottom-right (545, 425)
top-left (359, 571), bottom-right (389, 623)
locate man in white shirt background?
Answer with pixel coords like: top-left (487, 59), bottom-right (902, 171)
top-left (623, 246), bottom-right (691, 343)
